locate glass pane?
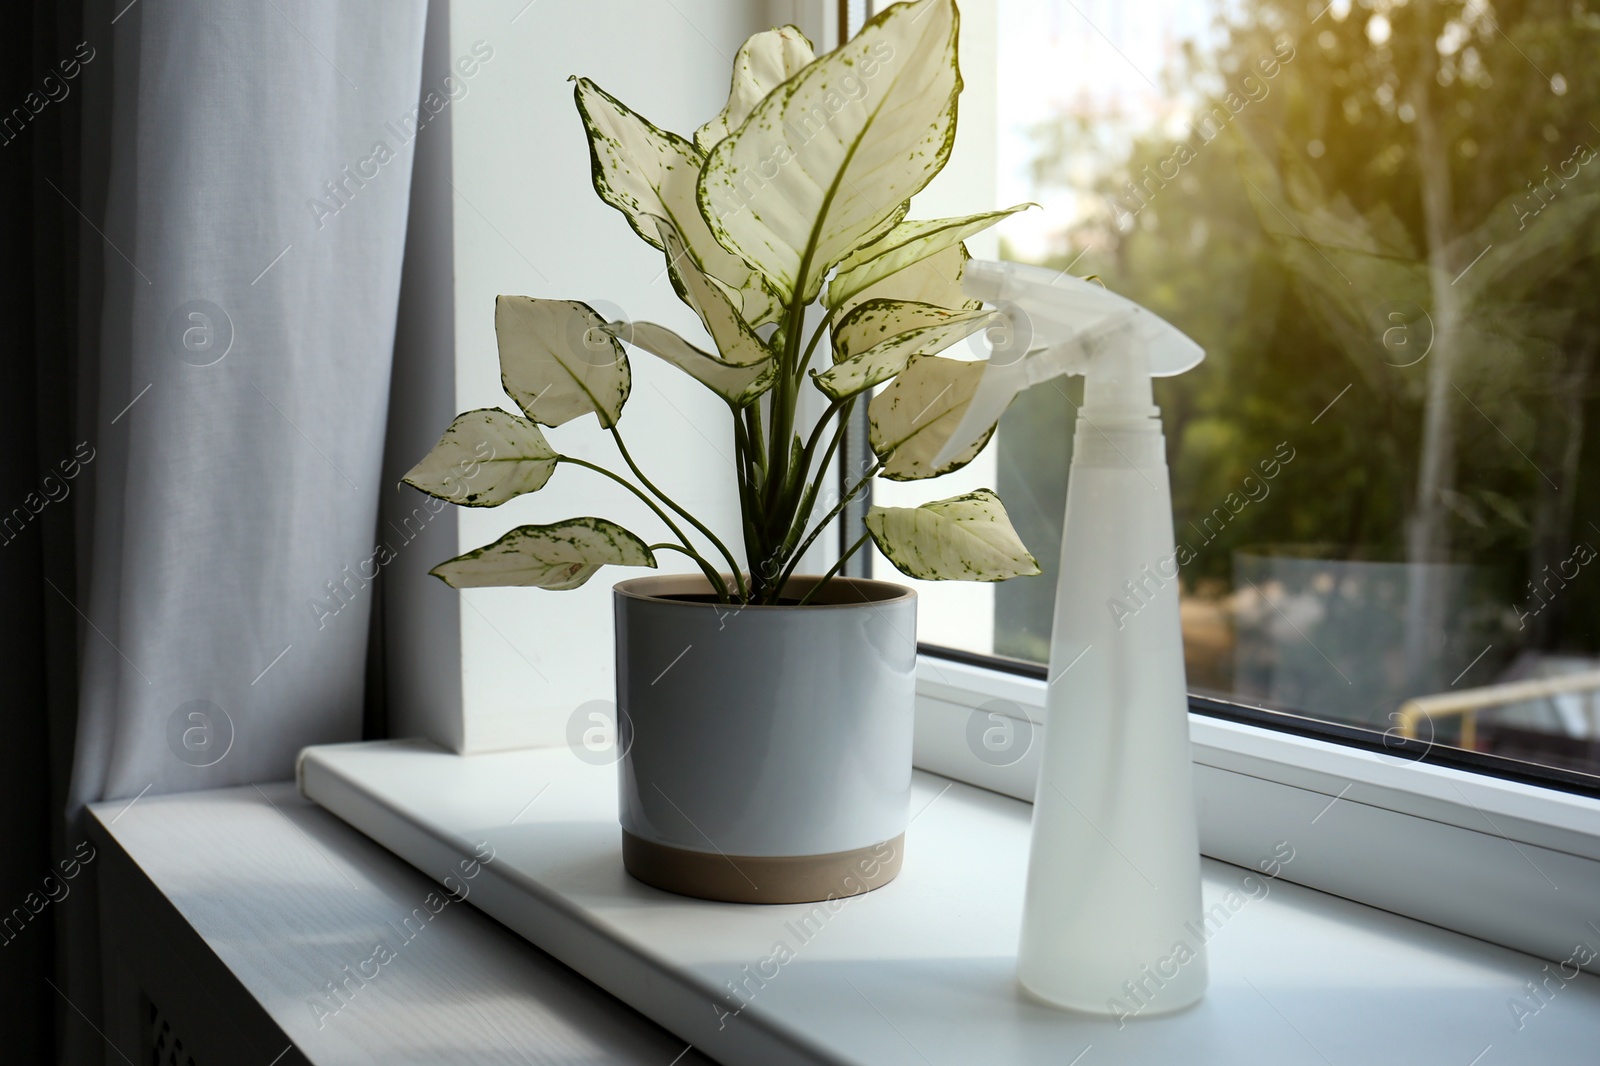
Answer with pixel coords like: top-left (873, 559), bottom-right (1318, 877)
top-left (843, 1), bottom-right (876, 38)
top-left (896, 0), bottom-right (1600, 779)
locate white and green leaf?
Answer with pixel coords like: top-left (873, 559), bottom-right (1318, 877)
top-left (607, 321), bottom-right (774, 406)
top-left (496, 296), bottom-right (631, 429)
top-left (572, 77), bottom-right (780, 325)
top-left (654, 215), bottom-right (769, 366)
top-left (697, 0), bottom-right (962, 303)
top-left (814, 300), bottom-right (998, 400)
top-left (836, 242), bottom-right (981, 319)
top-left (868, 353), bottom-right (995, 480)
top-left (694, 26), bottom-right (816, 152)
top-left (826, 204), bottom-right (1032, 309)
top-left (865, 488), bottom-right (1039, 581)
top-left (430, 518), bottom-right (657, 591)
top-left (403, 408), bottom-right (558, 507)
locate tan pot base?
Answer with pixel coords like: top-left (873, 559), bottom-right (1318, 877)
top-left (622, 831), bottom-right (905, 904)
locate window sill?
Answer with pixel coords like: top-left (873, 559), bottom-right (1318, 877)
top-left (299, 739), bottom-right (1599, 1064)
top-left (86, 782), bottom-right (703, 1065)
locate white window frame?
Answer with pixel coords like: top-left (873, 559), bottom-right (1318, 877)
top-left (915, 651), bottom-right (1600, 970)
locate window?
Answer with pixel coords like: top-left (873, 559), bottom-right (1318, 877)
top-left (867, 0), bottom-right (1600, 790)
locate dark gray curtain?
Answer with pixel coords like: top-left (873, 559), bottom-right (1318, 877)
top-left (0, 1), bottom-right (88, 1060)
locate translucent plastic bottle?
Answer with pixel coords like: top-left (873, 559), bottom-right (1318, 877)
top-left (1017, 381), bottom-right (1206, 1014)
top-left (938, 260), bottom-right (1208, 1015)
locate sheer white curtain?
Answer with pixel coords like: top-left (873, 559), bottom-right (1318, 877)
top-left (71, 0), bottom-right (427, 810)
top-left (65, 0), bottom-right (428, 1052)
top-left (64, 0), bottom-right (425, 1043)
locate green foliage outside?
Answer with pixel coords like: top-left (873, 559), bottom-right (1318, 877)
top-left (996, 0), bottom-right (1600, 694)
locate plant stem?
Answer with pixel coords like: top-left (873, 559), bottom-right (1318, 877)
top-left (560, 456), bottom-right (731, 601)
top-left (777, 398), bottom-right (855, 567)
top-left (776, 460), bottom-right (881, 592)
top-left (795, 530), bottom-right (871, 607)
top-left (796, 396), bottom-right (849, 493)
top-left (764, 298), bottom-right (808, 518)
top-left (773, 317), bottom-right (845, 524)
top-left (608, 427), bottom-right (748, 601)
top-left (754, 256), bottom-right (837, 601)
top-left (731, 410), bottom-right (765, 582)
top-left (755, 407), bottom-right (769, 482)
top-left (648, 542), bottom-right (717, 572)
top-left (764, 344), bottom-right (853, 586)
top-left (744, 403), bottom-right (767, 483)
top-left (796, 305), bottom-right (838, 384)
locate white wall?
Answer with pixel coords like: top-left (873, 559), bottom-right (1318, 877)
top-left (384, 0), bottom-right (773, 753)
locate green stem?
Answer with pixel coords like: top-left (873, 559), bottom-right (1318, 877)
top-left (764, 297), bottom-right (809, 518)
top-left (561, 456), bottom-right (731, 602)
top-left (748, 302), bottom-right (806, 600)
top-left (756, 265), bottom-right (835, 600)
top-left (732, 409), bottom-right (756, 500)
top-left (779, 398), bottom-right (854, 564)
top-left (744, 401), bottom-right (769, 576)
top-left (768, 311), bottom-right (850, 565)
top-left (773, 317), bottom-right (844, 515)
top-left (731, 411), bottom-right (764, 582)
top-left (648, 544), bottom-right (736, 602)
top-left (795, 396), bottom-right (850, 495)
top-left (795, 305), bottom-right (838, 384)
top-left (609, 427), bottom-right (748, 601)
top-left (776, 460), bottom-right (881, 593)
top-left (795, 530), bottom-right (871, 607)
top-left (745, 402), bottom-right (768, 483)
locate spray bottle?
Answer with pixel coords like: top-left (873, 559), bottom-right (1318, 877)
top-left (934, 259), bottom-right (1208, 1015)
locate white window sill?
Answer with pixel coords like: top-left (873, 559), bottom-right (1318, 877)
top-left (298, 738), bottom-right (1600, 1065)
top-left (87, 782), bottom-right (704, 1065)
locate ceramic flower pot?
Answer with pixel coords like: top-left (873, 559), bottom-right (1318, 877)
top-left (613, 573), bottom-right (917, 904)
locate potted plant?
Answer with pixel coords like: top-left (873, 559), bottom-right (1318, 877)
top-left (403, 0), bottom-right (1038, 903)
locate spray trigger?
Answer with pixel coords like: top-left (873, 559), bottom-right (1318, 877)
top-left (930, 260), bottom-right (1204, 468)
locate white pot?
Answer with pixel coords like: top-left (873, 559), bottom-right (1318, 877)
top-left (613, 574), bottom-right (916, 904)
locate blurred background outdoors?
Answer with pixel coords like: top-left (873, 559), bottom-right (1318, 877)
top-left (902, 0), bottom-right (1600, 776)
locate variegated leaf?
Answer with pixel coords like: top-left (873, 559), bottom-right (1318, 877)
top-left (865, 489), bottom-right (1039, 581)
top-left (814, 300), bottom-right (998, 400)
top-left (430, 518), bottom-right (657, 590)
top-left (868, 353), bottom-right (995, 480)
top-left (698, 0), bottom-right (961, 303)
top-left (572, 77), bottom-right (780, 325)
top-left (694, 26), bottom-right (815, 152)
top-left (606, 321), bottom-right (774, 406)
top-left (836, 242), bottom-right (981, 319)
top-left (403, 408), bottom-right (558, 507)
top-left (826, 204), bottom-right (1033, 309)
top-left (654, 216), bottom-right (769, 366)
top-left (497, 296), bottom-right (631, 429)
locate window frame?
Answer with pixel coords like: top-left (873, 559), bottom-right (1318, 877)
top-left (924, 643), bottom-right (1600, 800)
top-left (913, 647), bottom-right (1600, 966)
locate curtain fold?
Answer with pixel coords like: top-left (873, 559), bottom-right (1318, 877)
top-left (63, 2), bottom-right (427, 1057)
